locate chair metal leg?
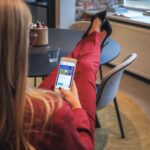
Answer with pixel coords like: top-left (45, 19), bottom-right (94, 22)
top-left (99, 65), bottom-right (103, 80)
top-left (34, 77), bottom-right (37, 87)
top-left (95, 113), bottom-right (101, 128)
top-left (113, 97), bottom-right (125, 138)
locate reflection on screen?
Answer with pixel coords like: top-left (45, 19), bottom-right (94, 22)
top-left (56, 62), bottom-right (75, 90)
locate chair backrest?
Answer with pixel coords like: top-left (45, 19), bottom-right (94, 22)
top-left (68, 21), bottom-right (90, 31)
top-left (96, 53), bottom-right (137, 110)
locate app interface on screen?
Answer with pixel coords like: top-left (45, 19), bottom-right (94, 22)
top-left (56, 61), bottom-right (75, 90)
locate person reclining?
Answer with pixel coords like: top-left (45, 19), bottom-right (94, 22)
top-left (0, 0), bottom-right (111, 149)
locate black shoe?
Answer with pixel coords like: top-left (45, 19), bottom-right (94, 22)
top-left (82, 10), bottom-right (107, 39)
top-left (101, 19), bottom-right (112, 49)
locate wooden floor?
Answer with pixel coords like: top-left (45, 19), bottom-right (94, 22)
top-left (98, 65), bottom-right (150, 120)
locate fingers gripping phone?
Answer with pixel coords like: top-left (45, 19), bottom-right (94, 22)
top-left (55, 57), bottom-right (77, 92)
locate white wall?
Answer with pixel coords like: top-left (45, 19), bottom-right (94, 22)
top-left (110, 21), bottom-right (150, 80)
top-left (55, 0), bottom-right (76, 28)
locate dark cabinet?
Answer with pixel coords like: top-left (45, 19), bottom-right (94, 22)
top-left (26, 0), bottom-right (55, 27)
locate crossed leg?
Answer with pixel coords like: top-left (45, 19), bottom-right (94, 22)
top-left (39, 31), bottom-right (101, 134)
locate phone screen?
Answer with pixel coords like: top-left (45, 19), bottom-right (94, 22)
top-left (55, 60), bottom-right (76, 90)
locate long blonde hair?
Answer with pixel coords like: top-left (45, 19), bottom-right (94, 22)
top-left (0, 0), bottom-right (59, 149)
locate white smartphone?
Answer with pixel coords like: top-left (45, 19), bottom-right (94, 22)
top-left (55, 57), bottom-right (77, 91)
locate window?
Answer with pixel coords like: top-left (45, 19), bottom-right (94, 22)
top-left (123, 0), bottom-right (150, 10)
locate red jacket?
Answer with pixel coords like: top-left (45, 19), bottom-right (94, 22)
top-left (23, 95), bottom-right (93, 150)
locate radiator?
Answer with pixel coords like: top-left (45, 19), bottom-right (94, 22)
top-left (110, 21), bottom-right (150, 80)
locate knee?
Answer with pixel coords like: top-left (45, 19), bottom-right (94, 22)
top-left (79, 61), bottom-right (94, 71)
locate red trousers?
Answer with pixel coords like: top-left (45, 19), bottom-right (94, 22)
top-left (39, 31), bottom-right (101, 135)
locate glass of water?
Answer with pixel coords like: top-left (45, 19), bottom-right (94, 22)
top-left (47, 46), bottom-right (60, 63)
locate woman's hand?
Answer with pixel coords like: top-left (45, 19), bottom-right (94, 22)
top-left (59, 81), bottom-right (82, 109)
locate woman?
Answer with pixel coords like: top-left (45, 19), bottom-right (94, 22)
top-left (0, 0), bottom-right (110, 149)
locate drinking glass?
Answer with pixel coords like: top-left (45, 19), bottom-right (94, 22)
top-left (47, 46), bottom-right (60, 63)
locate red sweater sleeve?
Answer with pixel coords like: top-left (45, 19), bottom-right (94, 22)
top-left (49, 101), bottom-right (94, 150)
top-left (24, 95), bottom-right (94, 150)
